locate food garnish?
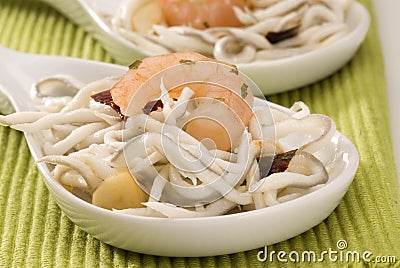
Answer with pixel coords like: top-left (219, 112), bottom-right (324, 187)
top-left (0, 52), bottom-right (337, 218)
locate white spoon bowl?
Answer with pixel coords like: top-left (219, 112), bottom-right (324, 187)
top-left (41, 0), bottom-right (370, 94)
top-left (0, 46), bottom-right (359, 257)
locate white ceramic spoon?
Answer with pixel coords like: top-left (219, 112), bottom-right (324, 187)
top-left (40, 0), bottom-right (370, 94)
top-left (0, 46), bottom-right (359, 257)
top-left (0, 45), bottom-right (126, 111)
top-left (41, 0), bottom-right (143, 64)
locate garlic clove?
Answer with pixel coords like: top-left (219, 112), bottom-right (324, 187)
top-left (92, 171), bottom-right (148, 210)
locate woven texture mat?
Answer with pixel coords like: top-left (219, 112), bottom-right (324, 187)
top-left (0, 0), bottom-right (399, 267)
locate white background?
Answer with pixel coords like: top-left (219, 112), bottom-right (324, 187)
top-left (372, 0), bottom-right (400, 180)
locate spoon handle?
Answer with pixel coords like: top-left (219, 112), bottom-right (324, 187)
top-left (0, 45), bottom-right (127, 111)
top-left (0, 46), bottom-right (35, 110)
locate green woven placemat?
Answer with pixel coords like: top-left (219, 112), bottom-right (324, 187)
top-left (0, 0), bottom-right (399, 267)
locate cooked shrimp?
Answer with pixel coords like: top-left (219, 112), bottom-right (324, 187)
top-left (107, 0), bottom-right (353, 63)
top-left (158, 0), bottom-right (253, 29)
top-left (111, 52), bottom-right (253, 117)
top-left (110, 51), bottom-right (209, 115)
top-left (0, 67), bottom-right (337, 216)
top-left (110, 52), bottom-right (254, 151)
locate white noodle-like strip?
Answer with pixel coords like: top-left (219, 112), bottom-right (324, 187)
top-left (130, 151), bottom-right (165, 173)
top-left (270, 107), bottom-right (292, 122)
top-left (164, 130), bottom-right (231, 179)
top-left (158, 133), bottom-right (224, 177)
top-left (38, 97), bottom-right (73, 113)
top-left (252, 172), bottom-right (318, 193)
top-left (113, 207), bottom-right (165, 217)
top-left (322, 28), bottom-right (348, 44)
top-left (142, 131), bottom-right (252, 204)
top-left (70, 153), bottom-right (117, 180)
top-left (253, 192), bottom-right (266, 209)
top-left (161, 103), bottom-right (176, 126)
top-left (141, 117), bottom-right (227, 174)
top-left (301, 4), bottom-right (339, 29)
top-left (163, 87), bottom-right (194, 124)
top-left (164, 26), bottom-right (218, 44)
top-left (38, 155), bottom-right (102, 190)
top-left (320, 0), bottom-right (351, 22)
top-left (113, 0), bottom-right (135, 31)
top-left (169, 165), bottom-right (197, 187)
top-left (213, 131), bottom-right (252, 174)
top-left (247, 8), bottom-right (302, 34)
top-left (194, 204), bottom-right (205, 212)
top-left (253, 0), bottom-right (307, 20)
top-left (130, 116), bottom-right (255, 205)
top-left (159, 77), bottom-right (174, 107)
top-left (290, 101), bottom-right (310, 119)
top-left (249, 115), bottom-right (264, 141)
top-left (277, 184), bottom-right (324, 203)
top-left (147, 164), bottom-right (170, 202)
top-left (246, 158), bottom-right (261, 188)
top-left (61, 77), bottom-right (117, 112)
top-left (273, 114), bottom-right (334, 152)
top-left (208, 149), bottom-right (237, 162)
top-left (252, 0), bottom-right (281, 8)
top-left (233, 6), bottom-right (257, 25)
top-left (53, 164), bottom-right (69, 181)
top-left (159, 123), bottom-right (234, 173)
top-left (263, 190), bottom-right (280, 206)
top-left (10, 70), bottom-right (339, 218)
top-left (114, 27), bottom-right (171, 54)
top-left (0, 112), bottom-right (48, 126)
top-left (75, 144), bottom-right (117, 160)
top-left (274, 24), bottom-right (322, 47)
top-left (144, 202), bottom-right (197, 218)
top-left (252, 105), bottom-right (286, 131)
top-left (114, 208), bottom-right (147, 216)
top-left (43, 122), bottom-right (108, 155)
top-left (105, 0), bottom-right (353, 63)
top-left (149, 110), bottom-right (165, 122)
top-left (169, 165), bottom-right (217, 200)
top-left (300, 116), bottom-right (336, 154)
top-left (209, 28), bottom-right (272, 49)
top-left (58, 168), bottom-right (89, 189)
top-left (11, 109), bottom-right (102, 133)
top-left (196, 168), bottom-right (252, 205)
top-left (246, 17), bottom-right (279, 35)
top-left (52, 125), bottom-right (79, 140)
top-left (274, 9), bottom-right (303, 31)
top-left (143, 197), bottom-right (236, 218)
top-left (177, 169), bottom-right (198, 184)
top-left (75, 123), bottom-right (122, 150)
top-left (306, 23), bottom-right (348, 45)
top-left (151, 25), bottom-right (214, 55)
top-left (90, 102), bottom-right (120, 125)
top-left (103, 129), bottom-right (125, 147)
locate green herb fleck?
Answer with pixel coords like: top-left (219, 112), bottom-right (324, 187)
top-left (179, 59), bottom-right (196, 65)
top-left (230, 66), bottom-right (239, 75)
top-left (280, 150), bottom-right (296, 160)
top-left (212, 97), bottom-right (225, 104)
top-left (241, 83), bottom-right (248, 99)
top-left (203, 21), bottom-right (210, 28)
top-left (128, 59), bottom-right (142, 69)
